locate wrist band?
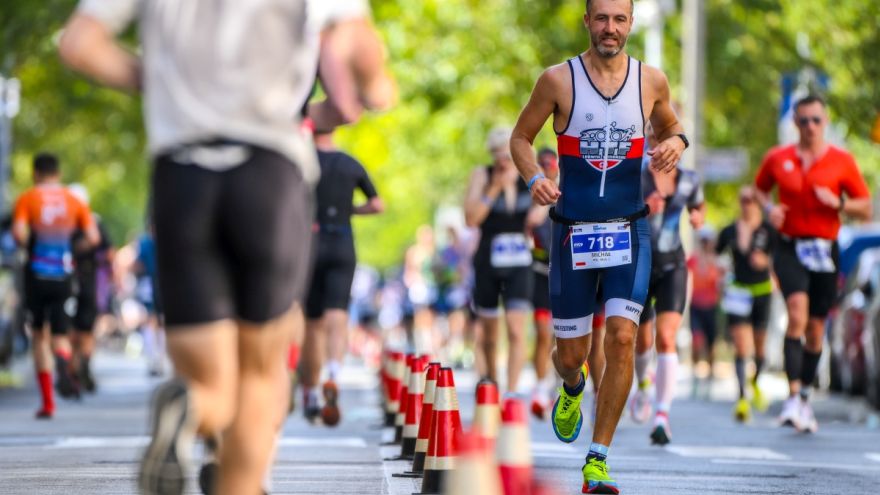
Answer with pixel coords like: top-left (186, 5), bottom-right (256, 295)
top-left (527, 173), bottom-right (546, 191)
top-left (481, 196), bottom-right (494, 206)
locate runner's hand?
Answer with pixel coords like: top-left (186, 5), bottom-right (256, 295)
top-left (813, 186), bottom-right (841, 210)
top-left (768, 204), bottom-right (787, 230)
top-left (749, 251), bottom-right (770, 270)
top-left (646, 191), bottom-right (665, 215)
top-left (531, 178), bottom-right (561, 206)
top-left (689, 208), bottom-right (705, 229)
top-left (647, 136), bottom-right (686, 173)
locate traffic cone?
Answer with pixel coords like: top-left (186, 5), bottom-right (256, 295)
top-left (385, 351), bottom-right (406, 434)
top-left (442, 430), bottom-right (503, 495)
top-left (388, 355), bottom-right (428, 461)
top-left (473, 379), bottom-right (500, 449)
top-left (395, 361), bottom-right (441, 478)
top-left (394, 354), bottom-right (415, 444)
top-left (380, 349), bottom-right (393, 425)
top-left (497, 398), bottom-right (533, 495)
top-left (419, 367), bottom-right (462, 495)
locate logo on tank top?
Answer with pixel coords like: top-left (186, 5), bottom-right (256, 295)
top-left (579, 122), bottom-right (636, 171)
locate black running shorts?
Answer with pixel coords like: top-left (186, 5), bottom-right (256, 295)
top-left (689, 306), bottom-right (718, 347)
top-left (773, 237), bottom-right (839, 318)
top-left (532, 270), bottom-right (550, 312)
top-left (25, 273), bottom-right (72, 336)
top-left (726, 293), bottom-right (772, 330)
top-left (472, 263), bottom-right (533, 316)
top-left (152, 144), bottom-right (313, 327)
top-left (73, 275), bottom-right (98, 332)
top-left (640, 261), bottom-right (688, 324)
top-left (305, 232), bottom-right (357, 319)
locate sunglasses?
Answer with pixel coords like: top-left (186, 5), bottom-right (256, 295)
top-left (797, 116), bottom-right (822, 127)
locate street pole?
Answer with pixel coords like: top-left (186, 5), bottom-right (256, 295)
top-left (0, 75), bottom-right (20, 216)
top-left (680, 0), bottom-right (705, 172)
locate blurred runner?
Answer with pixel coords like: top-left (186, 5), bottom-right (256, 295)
top-left (12, 153), bottom-right (99, 417)
top-left (755, 95), bottom-right (872, 433)
top-left (528, 147), bottom-right (558, 419)
top-left (403, 225), bottom-right (438, 355)
top-left (686, 227), bottom-right (722, 398)
top-left (301, 130), bottom-right (383, 425)
top-left (60, 2), bottom-right (325, 493)
top-left (134, 228), bottom-right (165, 378)
top-left (432, 225), bottom-right (473, 366)
top-left (510, 0), bottom-right (688, 490)
top-left (632, 126), bottom-right (705, 445)
top-left (716, 186), bottom-right (777, 421)
top-left (68, 183), bottom-right (114, 393)
top-left (465, 127), bottom-right (534, 394)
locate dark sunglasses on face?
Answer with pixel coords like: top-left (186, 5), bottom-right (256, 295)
top-left (797, 116), bottom-right (822, 127)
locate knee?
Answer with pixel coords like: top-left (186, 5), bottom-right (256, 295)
top-left (555, 346), bottom-right (586, 373)
top-left (607, 327), bottom-right (635, 350)
top-left (195, 376), bottom-right (238, 432)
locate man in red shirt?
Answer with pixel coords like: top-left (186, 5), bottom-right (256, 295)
top-left (755, 95), bottom-right (872, 433)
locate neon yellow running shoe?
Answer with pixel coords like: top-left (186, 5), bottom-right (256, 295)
top-left (751, 379), bottom-right (768, 413)
top-left (551, 365), bottom-right (587, 443)
top-left (734, 397), bottom-right (751, 423)
top-left (582, 458), bottom-right (619, 494)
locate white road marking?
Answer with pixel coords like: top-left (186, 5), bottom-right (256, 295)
top-left (10, 435), bottom-right (370, 449)
top-left (713, 458), bottom-right (880, 472)
top-left (666, 445), bottom-right (790, 461)
top-left (865, 453), bottom-right (880, 463)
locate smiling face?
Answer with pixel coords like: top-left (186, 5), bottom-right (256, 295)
top-left (584, 0), bottom-right (634, 58)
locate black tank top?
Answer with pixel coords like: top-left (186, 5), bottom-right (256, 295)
top-left (314, 149), bottom-right (378, 231)
top-left (716, 221), bottom-right (777, 285)
top-left (476, 166), bottom-right (532, 263)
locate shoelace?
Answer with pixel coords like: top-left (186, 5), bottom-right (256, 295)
top-left (588, 459), bottom-right (608, 476)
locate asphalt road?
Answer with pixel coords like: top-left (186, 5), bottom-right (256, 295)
top-left (1, 351), bottom-right (879, 495)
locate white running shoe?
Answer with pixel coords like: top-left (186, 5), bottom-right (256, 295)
top-left (798, 400), bottom-right (818, 434)
top-left (629, 388), bottom-right (652, 424)
top-left (778, 396), bottom-right (801, 429)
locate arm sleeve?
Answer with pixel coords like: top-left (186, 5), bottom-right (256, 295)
top-left (78, 0), bottom-right (141, 35)
top-left (354, 159), bottom-right (378, 199)
top-left (840, 153), bottom-right (871, 199)
top-left (754, 151), bottom-right (775, 193)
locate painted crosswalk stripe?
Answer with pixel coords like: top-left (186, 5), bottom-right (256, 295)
top-left (866, 453), bottom-right (880, 463)
top-left (24, 435), bottom-right (368, 449)
top-left (666, 445), bottom-right (790, 461)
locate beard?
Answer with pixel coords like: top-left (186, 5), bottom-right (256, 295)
top-left (591, 32), bottom-right (628, 58)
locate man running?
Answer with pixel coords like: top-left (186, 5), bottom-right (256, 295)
top-left (715, 186), bottom-right (776, 422)
top-left (68, 183), bottom-right (113, 392)
top-left (511, 0), bottom-right (687, 491)
top-left (755, 95), bottom-right (872, 433)
top-left (631, 127), bottom-right (705, 445)
top-left (301, 129), bottom-right (383, 426)
top-left (465, 127), bottom-right (535, 394)
top-left (60, 3), bottom-right (325, 493)
top-left (529, 148), bottom-right (559, 419)
top-left (12, 153), bottom-right (100, 417)
top-left (686, 228), bottom-right (723, 398)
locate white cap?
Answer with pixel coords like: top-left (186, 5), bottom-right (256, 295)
top-left (68, 183), bottom-right (90, 205)
top-left (486, 126), bottom-right (512, 152)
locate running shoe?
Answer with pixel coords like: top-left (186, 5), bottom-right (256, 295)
top-left (628, 385), bottom-right (652, 424)
top-left (778, 395), bottom-right (801, 429)
top-left (551, 365), bottom-right (587, 443)
top-left (733, 398), bottom-right (751, 423)
top-left (197, 436), bottom-right (219, 495)
top-left (321, 380), bottom-right (341, 427)
top-left (650, 413), bottom-right (671, 446)
top-left (138, 379), bottom-right (197, 495)
top-left (303, 388), bottom-right (321, 424)
top-left (530, 389), bottom-right (549, 421)
top-left (582, 457), bottom-right (619, 494)
top-left (78, 360), bottom-right (96, 393)
top-left (797, 400), bottom-right (818, 434)
top-left (55, 356), bottom-right (81, 400)
top-left (751, 378), bottom-right (768, 413)
top-left (34, 408), bottom-right (53, 420)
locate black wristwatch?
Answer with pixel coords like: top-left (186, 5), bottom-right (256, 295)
top-left (676, 133), bottom-right (690, 149)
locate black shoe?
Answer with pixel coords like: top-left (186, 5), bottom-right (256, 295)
top-left (650, 424), bottom-right (671, 446)
top-left (138, 380), bottom-right (197, 495)
top-left (55, 356), bottom-right (81, 400)
top-left (198, 436), bottom-right (220, 495)
top-left (78, 360), bottom-right (96, 393)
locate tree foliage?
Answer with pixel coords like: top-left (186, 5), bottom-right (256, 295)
top-left (3, 0), bottom-right (877, 267)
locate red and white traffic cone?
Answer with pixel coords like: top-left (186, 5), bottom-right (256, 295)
top-left (396, 361), bottom-right (441, 478)
top-left (385, 351), bottom-right (405, 428)
top-left (394, 354), bottom-right (416, 444)
top-left (389, 355), bottom-right (428, 461)
top-left (442, 430), bottom-right (503, 495)
top-left (419, 367), bottom-right (462, 494)
top-left (473, 379), bottom-right (500, 450)
top-left (497, 397), bottom-right (533, 495)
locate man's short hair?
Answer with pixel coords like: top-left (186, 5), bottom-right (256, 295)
top-left (537, 147), bottom-right (557, 159)
top-left (794, 94), bottom-right (826, 112)
top-left (33, 153), bottom-right (60, 175)
top-left (586, 0), bottom-right (634, 15)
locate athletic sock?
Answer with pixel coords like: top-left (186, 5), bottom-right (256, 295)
top-left (37, 371), bottom-right (54, 412)
top-left (586, 442), bottom-right (609, 463)
top-left (799, 350), bottom-right (822, 401)
top-left (327, 360), bottom-right (341, 382)
top-left (753, 356), bottom-right (765, 381)
top-left (783, 338), bottom-right (803, 383)
top-left (563, 370), bottom-right (585, 397)
top-left (734, 357), bottom-right (746, 399)
top-left (635, 350), bottom-right (652, 388)
top-left (654, 353), bottom-right (678, 414)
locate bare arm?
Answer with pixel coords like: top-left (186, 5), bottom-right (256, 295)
top-left (353, 197), bottom-right (385, 215)
top-left (11, 221), bottom-right (28, 247)
top-left (645, 67), bottom-right (686, 173)
top-left (511, 68), bottom-right (563, 206)
top-left (843, 197), bottom-right (872, 221)
top-left (464, 167), bottom-right (495, 228)
top-left (59, 13), bottom-right (141, 92)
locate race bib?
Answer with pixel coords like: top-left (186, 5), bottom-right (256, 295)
top-left (490, 233), bottom-right (532, 268)
top-left (570, 221), bottom-right (632, 270)
top-left (722, 285), bottom-right (753, 317)
top-left (795, 239), bottom-right (835, 273)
